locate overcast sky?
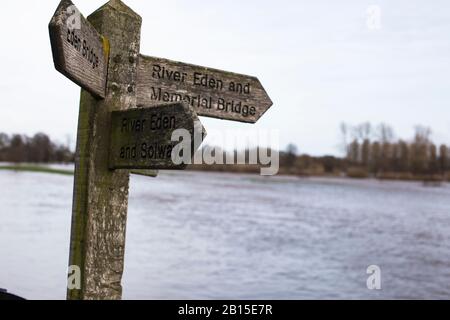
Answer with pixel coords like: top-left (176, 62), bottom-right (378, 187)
top-left (0, 0), bottom-right (449, 156)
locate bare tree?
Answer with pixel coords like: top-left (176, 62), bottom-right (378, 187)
top-left (0, 133), bottom-right (10, 161)
top-left (429, 144), bottom-right (439, 174)
top-left (9, 134), bottom-right (26, 163)
top-left (439, 145), bottom-right (448, 173)
top-left (349, 139), bottom-right (360, 164)
top-left (340, 122), bottom-right (350, 157)
top-left (399, 140), bottom-right (410, 172)
top-left (411, 126), bottom-right (432, 174)
top-left (361, 139), bottom-right (370, 168)
top-left (376, 123), bottom-right (394, 143)
top-left (371, 141), bottom-right (381, 173)
top-left (353, 122), bottom-right (372, 142)
top-left (285, 144), bottom-right (298, 168)
top-left (414, 126), bottom-right (432, 145)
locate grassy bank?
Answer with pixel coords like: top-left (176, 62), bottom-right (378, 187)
top-left (1, 163), bottom-right (449, 183)
top-left (0, 165), bottom-right (158, 178)
top-left (345, 167), bottom-right (449, 182)
top-left (0, 165), bottom-right (74, 176)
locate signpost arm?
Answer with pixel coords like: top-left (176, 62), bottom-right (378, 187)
top-left (67, 0), bottom-right (141, 300)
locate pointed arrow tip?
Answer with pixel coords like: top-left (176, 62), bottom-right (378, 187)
top-left (254, 77), bottom-right (273, 123)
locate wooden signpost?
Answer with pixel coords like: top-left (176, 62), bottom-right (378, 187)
top-left (49, 0), bottom-right (109, 99)
top-left (109, 103), bottom-right (205, 170)
top-left (137, 55), bottom-right (273, 123)
top-left (49, 0), bottom-right (273, 300)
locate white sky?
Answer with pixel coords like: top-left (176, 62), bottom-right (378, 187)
top-left (0, 0), bottom-right (449, 156)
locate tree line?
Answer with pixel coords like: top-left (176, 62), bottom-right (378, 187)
top-left (1, 125), bottom-right (448, 181)
top-left (340, 123), bottom-right (449, 177)
top-left (0, 133), bottom-right (74, 163)
top-left (277, 123), bottom-right (449, 181)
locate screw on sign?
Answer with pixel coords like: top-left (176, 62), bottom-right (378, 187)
top-left (48, 0), bottom-right (273, 300)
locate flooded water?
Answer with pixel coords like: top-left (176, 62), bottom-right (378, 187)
top-left (1, 168), bottom-right (450, 300)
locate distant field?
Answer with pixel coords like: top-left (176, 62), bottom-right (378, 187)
top-left (0, 165), bottom-right (74, 176)
top-left (0, 164), bottom-right (158, 178)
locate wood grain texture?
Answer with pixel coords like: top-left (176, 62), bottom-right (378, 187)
top-left (136, 55), bottom-right (273, 123)
top-left (67, 0), bottom-right (142, 300)
top-left (49, 0), bottom-right (108, 99)
top-left (109, 103), bottom-right (206, 170)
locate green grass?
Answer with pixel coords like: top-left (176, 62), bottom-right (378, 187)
top-left (0, 165), bottom-right (74, 176)
top-left (0, 165), bottom-right (160, 178)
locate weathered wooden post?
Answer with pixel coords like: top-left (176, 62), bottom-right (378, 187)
top-left (68, 0), bottom-right (142, 300)
top-left (67, 0), bottom-right (141, 300)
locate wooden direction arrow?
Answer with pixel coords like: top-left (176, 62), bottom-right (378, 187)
top-left (136, 55), bottom-right (273, 123)
top-left (49, 0), bottom-right (109, 99)
top-left (109, 103), bottom-right (206, 170)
